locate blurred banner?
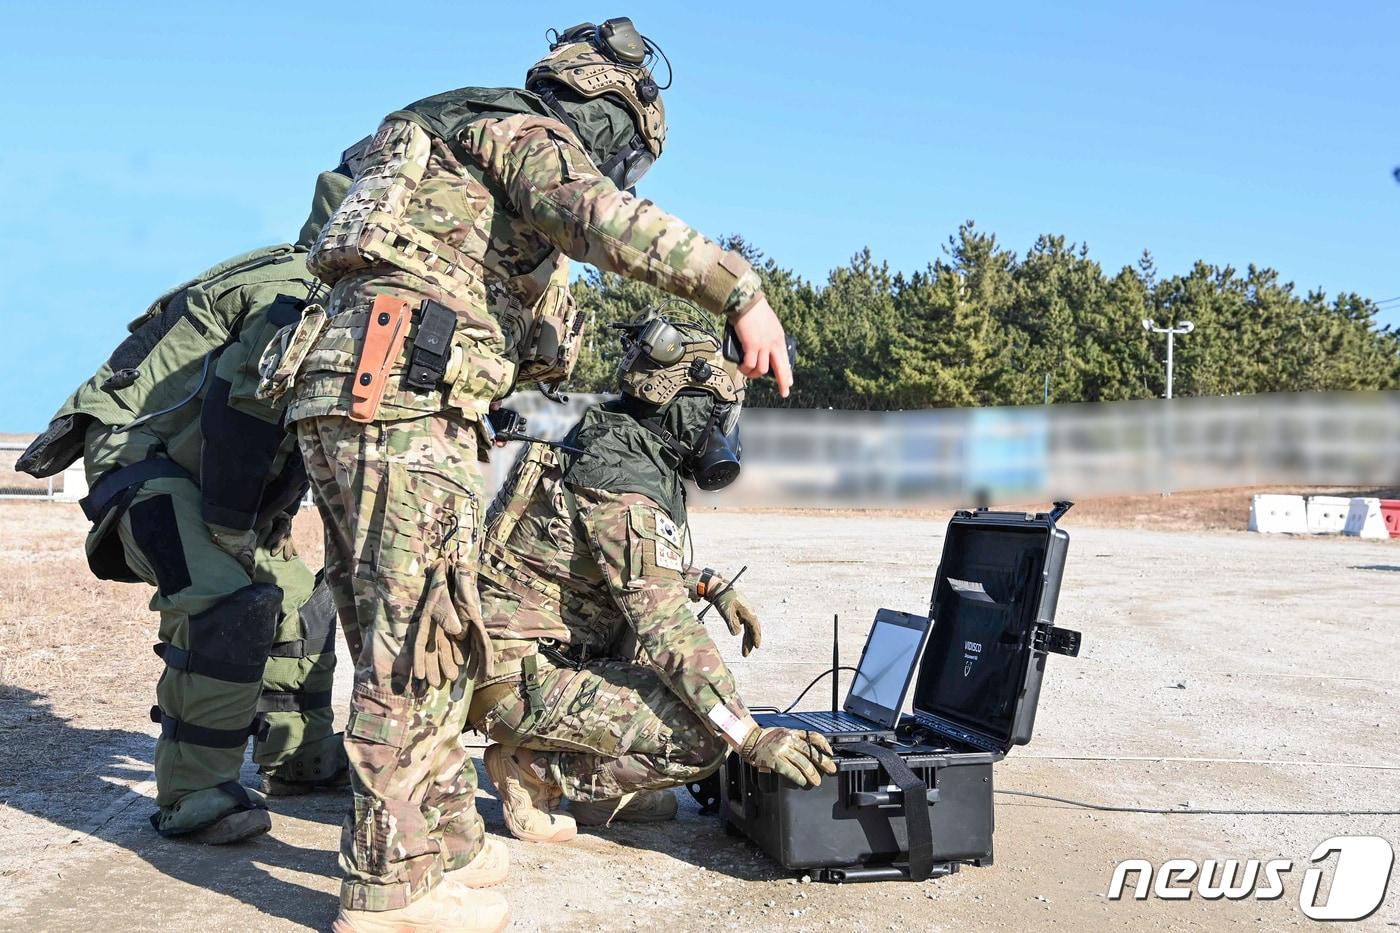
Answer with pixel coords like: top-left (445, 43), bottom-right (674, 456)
top-left (492, 390), bottom-right (1400, 505)
top-left (4, 391), bottom-right (1394, 505)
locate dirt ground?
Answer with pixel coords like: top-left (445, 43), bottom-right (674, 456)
top-left (1, 492), bottom-right (1397, 931)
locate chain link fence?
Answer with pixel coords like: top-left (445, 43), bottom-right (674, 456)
top-left (0, 443), bottom-right (66, 500)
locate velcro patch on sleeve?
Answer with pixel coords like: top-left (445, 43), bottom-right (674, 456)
top-left (707, 701), bottom-right (752, 748)
top-left (654, 511), bottom-right (681, 547)
top-left (654, 540), bottom-right (683, 572)
top-left (625, 502), bottom-right (684, 582)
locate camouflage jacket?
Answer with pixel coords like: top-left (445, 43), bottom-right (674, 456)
top-left (478, 442), bottom-right (751, 734)
top-left (287, 86), bottom-right (764, 426)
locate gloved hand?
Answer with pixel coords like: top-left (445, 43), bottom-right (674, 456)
top-left (263, 512), bottom-right (297, 562)
top-left (208, 524), bottom-right (257, 575)
top-left (690, 569), bottom-right (762, 656)
top-left (410, 562), bottom-right (466, 690)
top-left (739, 726), bottom-right (837, 788)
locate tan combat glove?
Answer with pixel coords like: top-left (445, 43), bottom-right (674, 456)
top-left (739, 727), bottom-right (837, 788)
top-left (450, 562), bottom-right (493, 682)
top-left (410, 561), bottom-right (466, 690)
top-left (690, 568), bottom-right (762, 657)
top-left (208, 524), bottom-right (257, 575)
top-left (263, 512), bottom-right (297, 562)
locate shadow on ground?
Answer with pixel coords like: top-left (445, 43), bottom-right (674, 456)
top-left (0, 686), bottom-right (344, 927)
top-left (4, 686), bottom-right (782, 929)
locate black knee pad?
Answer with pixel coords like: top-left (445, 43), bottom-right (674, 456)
top-left (128, 494), bottom-right (191, 596)
top-left (188, 582), bottom-right (283, 670)
top-left (269, 580), bottom-right (336, 660)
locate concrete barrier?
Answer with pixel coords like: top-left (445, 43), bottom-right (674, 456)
top-left (1248, 494), bottom-right (1309, 534)
top-left (1380, 499), bottom-right (1400, 539)
top-left (1343, 498), bottom-right (1389, 539)
top-left (1305, 495), bottom-right (1351, 535)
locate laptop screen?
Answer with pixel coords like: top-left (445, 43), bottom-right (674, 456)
top-left (844, 610), bottom-right (930, 726)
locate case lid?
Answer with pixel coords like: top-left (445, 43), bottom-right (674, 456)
top-left (910, 507), bottom-right (1076, 753)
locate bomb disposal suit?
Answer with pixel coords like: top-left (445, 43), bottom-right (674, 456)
top-left (286, 18), bottom-right (775, 921)
top-left (469, 309), bottom-right (837, 841)
top-left (14, 168), bottom-right (355, 843)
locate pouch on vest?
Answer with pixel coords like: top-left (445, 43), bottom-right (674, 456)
top-left (482, 443), bottom-right (561, 553)
top-left (308, 119), bottom-right (485, 300)
top-left (256, 303), bottom-right (329, 403)
top-left (498, 254), bottom-right (587, 391)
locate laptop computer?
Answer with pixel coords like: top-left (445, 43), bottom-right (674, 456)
top-left (756, 609), bottom-right (932, 744)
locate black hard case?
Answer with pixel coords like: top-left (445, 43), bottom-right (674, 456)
top-left (720, 506), bottom-right (1078, 881)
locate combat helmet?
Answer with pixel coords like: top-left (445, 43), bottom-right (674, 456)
top-left (527, 17), bottom-right (669, 190)
top-left (613, 303), bottom-right (746, 490)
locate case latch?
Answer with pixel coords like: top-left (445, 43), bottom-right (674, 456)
top-left (1033, 623), bottom-right (1081, 657)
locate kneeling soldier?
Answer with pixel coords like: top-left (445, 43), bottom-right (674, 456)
top-left (470, 308), bottom-right (836, 841)
top-left (15, 166), bottom-right (356, 843)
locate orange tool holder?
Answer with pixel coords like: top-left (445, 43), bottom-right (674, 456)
top-left (350, 295), bottom-right (413, 423)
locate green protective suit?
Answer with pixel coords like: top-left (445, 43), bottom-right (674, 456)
top-left (17, 169), bottom-right (353, 835)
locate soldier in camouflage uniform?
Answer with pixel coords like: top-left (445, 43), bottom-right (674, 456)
top-left (288, 16), bottom-right (796, 932)
top-left (14, 167), bottom-right (356, 845)
top-left (469, 308), bottom-right (836, 841)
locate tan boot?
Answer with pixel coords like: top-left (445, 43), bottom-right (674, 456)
top-left (483, 744), bottom-right (576, 844)
top-left (331, 881), bottom-right (509, 933)
top-left (444, 836), bottom-right (510, 889)
top-left (571, 789), bottom-right (679, 826)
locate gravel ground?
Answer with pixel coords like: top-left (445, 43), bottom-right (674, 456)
top-left (0, 501), bottom-right (1397, 931)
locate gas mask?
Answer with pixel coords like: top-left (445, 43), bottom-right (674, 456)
top-left (598, 133), bottom-right (656, 190)
top-left (689, 397), bottom-right (743, 490)
top-left (614, 306), bottom-right (746, 490)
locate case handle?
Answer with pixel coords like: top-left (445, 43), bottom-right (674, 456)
top-left (1034, 623), bottom-right (1082, 657)
top-left (852, 787), bottom-right (940, 807)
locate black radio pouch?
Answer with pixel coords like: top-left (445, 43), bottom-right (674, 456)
top-left (404, 300), bottom-right (457, 391)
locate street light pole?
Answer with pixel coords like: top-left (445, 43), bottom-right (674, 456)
top-left (1142, 319), bottom-right (1195, 399)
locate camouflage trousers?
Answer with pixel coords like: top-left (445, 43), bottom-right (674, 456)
top-left (297, 412), bottom-right (485, 912)
top-left (473, 648), bottom-right (728, 802)
top-left (93, 469), bottom-right (338, 824)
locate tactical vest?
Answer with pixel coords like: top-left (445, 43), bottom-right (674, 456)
top-left (307, 87), bottom-right (586, 390)
top-left (478, 443), bottom-right (621, 661)
top-left (17, 245), bottom-right (309, 479)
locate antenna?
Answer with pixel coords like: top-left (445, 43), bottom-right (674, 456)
top-left (831, 613), bottom-right (839, 713)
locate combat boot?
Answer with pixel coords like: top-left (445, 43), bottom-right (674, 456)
top-left (444, 836), bottom-right (510, 889)
top-left (331, 882), bottom-right (509, 933)
top-left (483, 744), bottom-right (576, 843)
top-left (571, 789), bottom-right (679, 826)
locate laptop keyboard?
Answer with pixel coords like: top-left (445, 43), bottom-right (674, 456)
top-left (794, 711), bottom-right (879, 733)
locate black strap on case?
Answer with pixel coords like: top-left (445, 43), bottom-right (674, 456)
top-left (847, 741), bottom-right (935, 881)
top-left (404, 300), bottom-right (457, 391)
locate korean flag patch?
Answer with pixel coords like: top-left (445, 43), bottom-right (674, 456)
top-left (654, 511), bottom-right (682, 547)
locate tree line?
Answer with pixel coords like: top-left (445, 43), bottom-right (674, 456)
top-left (568, 222), bottom-right (1400, 409)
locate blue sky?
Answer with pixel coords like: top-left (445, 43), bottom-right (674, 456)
top-left (1, 2), bottom-right (1396, 429)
